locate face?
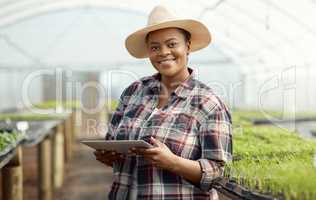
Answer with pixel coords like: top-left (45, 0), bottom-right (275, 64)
top-left (146, 28), bottom-right (190, 79)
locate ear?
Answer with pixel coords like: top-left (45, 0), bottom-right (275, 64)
top-left (186, 40), bottom-right (191, 55)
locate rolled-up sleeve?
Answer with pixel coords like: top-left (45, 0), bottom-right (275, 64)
top-left (197, 103), bottom-right (232, 191)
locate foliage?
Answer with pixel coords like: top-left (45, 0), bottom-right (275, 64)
top-left (33, 100), bottom-right (81, 109)
top-left (0, 113), bottom-right (68, 121)
top-left (228, 112), bottom-right (316, 200)
top-left (0, 131), bottom-right (25, 152)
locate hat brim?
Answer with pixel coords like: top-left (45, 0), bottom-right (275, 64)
top-left (125, 19), bottom-right (212, 58)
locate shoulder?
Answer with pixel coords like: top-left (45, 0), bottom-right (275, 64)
top-left (120, 75), bottom-right (156, 98)
top-left (189, 79), bottom-right (231, 120)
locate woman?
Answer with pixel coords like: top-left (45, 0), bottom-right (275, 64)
top-left (94, 5), bottom-right (232, 200)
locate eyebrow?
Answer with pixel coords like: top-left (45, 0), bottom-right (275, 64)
top-left (149, 37), bottom-right (178, 45)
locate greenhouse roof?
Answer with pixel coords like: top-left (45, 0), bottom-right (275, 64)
top-left (0, 0), bottom-right (315, 73)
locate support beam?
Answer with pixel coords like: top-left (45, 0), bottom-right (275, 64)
top-left (64, 117), bottom-right (73, 162)
top-left (2, 146), bottom-right (23, 200)
top-left (38, 136), bottom-right (53, 200)
top-left (52, 124), bottom-right (65, 189)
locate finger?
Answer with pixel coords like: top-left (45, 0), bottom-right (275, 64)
top-left (96, 150), bottom-right (108, 154)
top-left (95, 152), bottom-right (114, 159)
top-left (150, 137), bottom-right (162, 147)
top-left (107, 151), bottom-right (120, 157)
top-left (110, 153), bottom-right (125, 159)
top-left (96, 155), bottom-right (110, 162)
top-left (96, 158), bottom-right (107, 165)
top-left (97, 156), bottom-right (116, 165)
top-left (151, 155), bottom-right (158, 161)
top-left (129, 147), bottom-right (148, 154)
top-left (127, 150), bottom-right (138, 156)
top-left (95, 150), bottom-right (114, 156)
top-left (101, 158), bottom-right (112, 166)
top-left (96, 152), bottom-right (121, 160)
top-left (132, 147), bottom-right (147, 153)
top-left (119, 154), bottom-right (126, 159)
top-left (131, 148), bottom-right (148, 155)
top-left (129, 147), bottom-right (136, 151)
top-left (128, 147), bottom-right (138, 154)
top-left (142, 148), bottom-right (159, 155)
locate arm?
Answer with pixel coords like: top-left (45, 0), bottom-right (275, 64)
top-left (95, 82), bottom-right (140, 166)
top-left (170, 156), bottom-right (223, 187)
top-left (105, 83), bottom-right (137, 140)
top-left (135, 104), bottom-right (232, 190)
top-left (169, 155), bottom-right (202, 184)
top-left (95, 91), bottom-right (128, 167)
top-left (196, 104), bottom-right (232, 191)
top-left (135, 137), bottom-right (224, 187)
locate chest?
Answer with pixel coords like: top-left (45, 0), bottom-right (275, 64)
top-left (113, 93), bottom-right (202, 158)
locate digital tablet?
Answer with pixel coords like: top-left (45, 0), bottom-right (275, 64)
top-left (80, 139), bottom-right (153, 154)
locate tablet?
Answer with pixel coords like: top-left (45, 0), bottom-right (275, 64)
top-left (80, 139), bottom-right (153, 154)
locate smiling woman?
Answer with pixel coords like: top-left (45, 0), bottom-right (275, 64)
top-left (94, 4), bottom-right (232, 200)
top-left (146, 28), bottom-right (190, 89)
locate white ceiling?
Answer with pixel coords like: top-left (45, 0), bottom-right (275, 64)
top-left (0, 0), bottom-right (315, 73)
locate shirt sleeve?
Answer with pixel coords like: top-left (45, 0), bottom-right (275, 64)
top-left (105, 82), bottom-right (139, 140)
top-left (197, 103), bottom-right (233, 191)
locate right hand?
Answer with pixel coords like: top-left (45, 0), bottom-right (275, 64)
top-left (93, 150), bottom-right (125, 167)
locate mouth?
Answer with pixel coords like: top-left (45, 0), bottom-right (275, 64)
top-left (157, 58), bottom-right (176, 64)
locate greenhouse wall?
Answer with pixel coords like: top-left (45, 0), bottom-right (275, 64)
top-left (0, 69), bottom-right (43, 111)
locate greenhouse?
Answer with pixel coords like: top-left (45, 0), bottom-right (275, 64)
top-left (0, 0), bottom-right (316, 200)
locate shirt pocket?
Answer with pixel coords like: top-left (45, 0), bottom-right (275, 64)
top-left (160, 113), bottom-right (201, 159)
top-left (114, 102), bottom-right (148, 140)
top-left (114, 117), bottom-right (132, 140)
top-left (114, 115), bottom-right (143, 140)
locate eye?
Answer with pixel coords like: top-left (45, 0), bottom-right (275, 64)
top-left (150, 46), bottom-right (159, 51)
top-left (168, 42), bottom-right (177, 48)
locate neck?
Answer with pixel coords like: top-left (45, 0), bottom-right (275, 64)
top-left (160, 67), bottom-right (190, 93)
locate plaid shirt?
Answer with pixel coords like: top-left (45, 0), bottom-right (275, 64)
top-left (106, 68), bottom-right (232, 200)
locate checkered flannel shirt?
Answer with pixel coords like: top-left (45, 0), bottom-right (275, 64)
top-left (105, 68), bottom-right (232, 200)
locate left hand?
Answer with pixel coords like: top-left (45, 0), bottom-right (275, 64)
top-left (131, 137), bottom-right (179, 171)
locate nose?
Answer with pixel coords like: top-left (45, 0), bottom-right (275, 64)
top-left (159, 45), bottom-right (170, 56)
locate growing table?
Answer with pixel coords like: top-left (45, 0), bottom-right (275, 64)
top-left (0, 111), bottom-right (74, 200)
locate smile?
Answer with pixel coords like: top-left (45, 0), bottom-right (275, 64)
top-left (157, 58), bottom-right (176, 64)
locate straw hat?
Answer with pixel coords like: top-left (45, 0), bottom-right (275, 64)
top-left (125, 5), bottom-right (212, 58)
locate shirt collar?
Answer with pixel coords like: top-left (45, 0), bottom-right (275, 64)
top-left (147, 67), bottom-right (196, 99)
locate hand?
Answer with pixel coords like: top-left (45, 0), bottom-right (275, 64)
top-left (93, 150), bottom-right (125, 167)
top-left (132, 137), bottom-right (179, 171)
